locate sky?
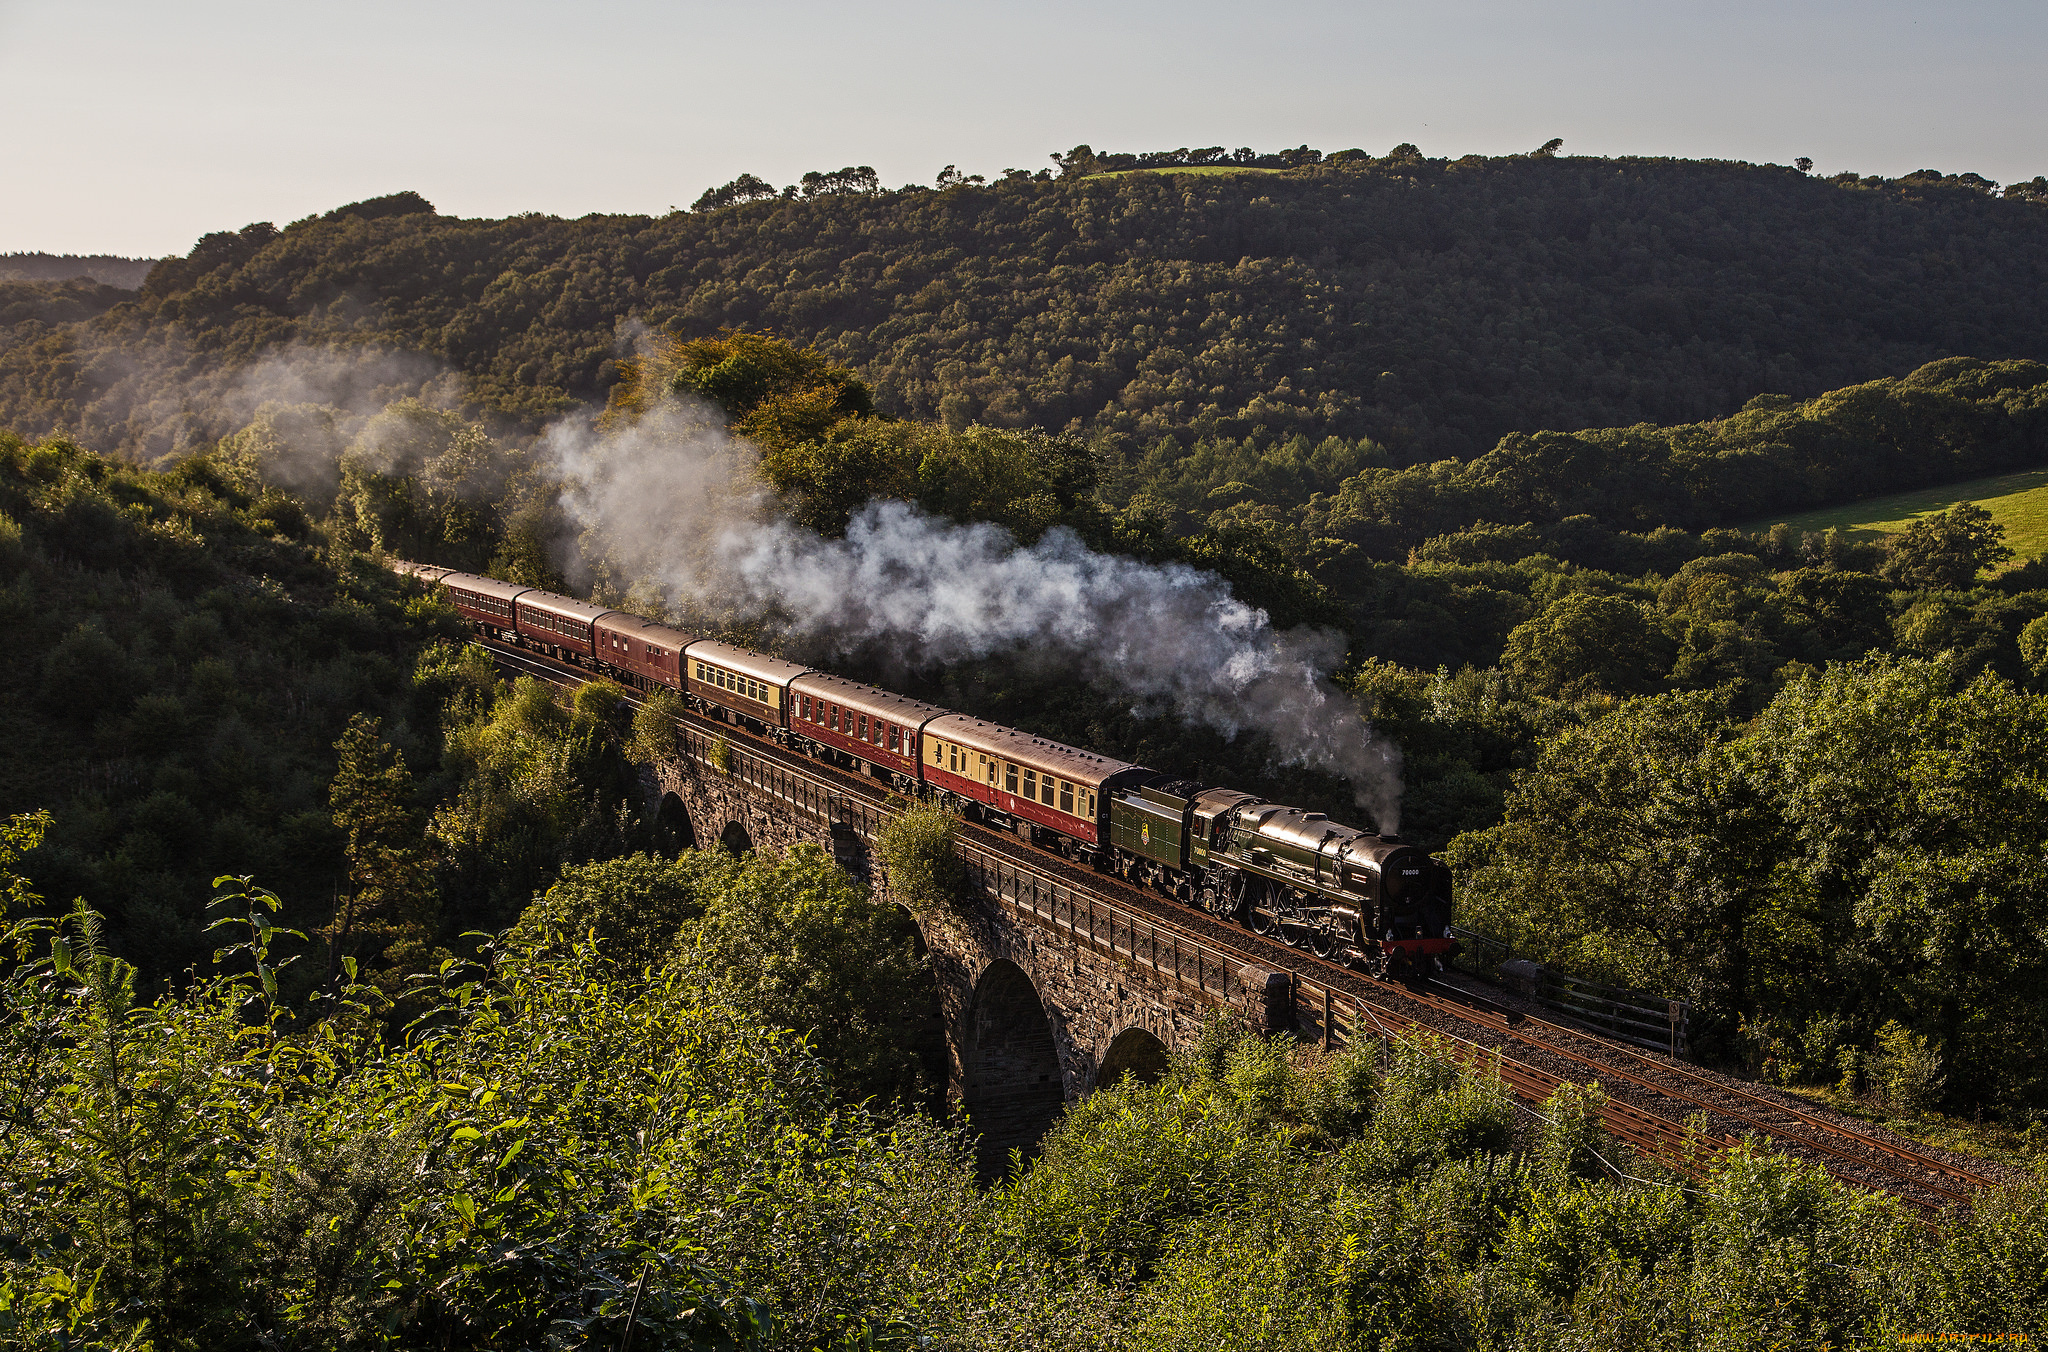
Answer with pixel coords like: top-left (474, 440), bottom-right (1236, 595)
top-left (2, 0), bottom-right (2042, 258)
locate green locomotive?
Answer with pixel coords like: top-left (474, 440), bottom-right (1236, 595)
top-left (1105, 778), bottom-right (1455, 976)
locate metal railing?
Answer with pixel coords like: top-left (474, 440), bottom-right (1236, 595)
top-left (1451, 924), bottom-right (1688, 1058)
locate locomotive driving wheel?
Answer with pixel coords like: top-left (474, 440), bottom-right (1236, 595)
top-left (1245, 883), bottom-right (1280, 936)
top-left (1308, 926), bottom-right (1339, 960)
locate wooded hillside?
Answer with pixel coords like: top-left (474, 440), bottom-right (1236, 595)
top-left (4, 153), bottom-right (2046, 461)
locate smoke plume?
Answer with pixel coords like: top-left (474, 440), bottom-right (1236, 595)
top-left (544, 402), bottom-right (1403, 831)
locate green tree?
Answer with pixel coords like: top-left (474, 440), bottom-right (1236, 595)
top-left (1500, 592), bottom-right (1668, 697)
top-left (1448, 690), bottom-right (1767, 1005)
top-left (513, 851), bottom-right (732, 973)
top-left (607, 328), bottom-right (873, 454)
top-left (1879, 501), bottom-right (2014, 589)
top-left (687, 844), bottom-right (941, 1109)
top-left (1744, 656), bottom-right (2048, 1110)
top-left (430, 676), bottom-right (643, 925)
top-left (326, 715), bottom-right (436, 987)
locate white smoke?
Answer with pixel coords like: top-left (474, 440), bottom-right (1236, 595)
top-left (544, 401), bottom-right (1403, 831)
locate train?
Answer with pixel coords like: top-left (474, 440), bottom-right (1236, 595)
top-left (393, 561), bottom-right (1458, 977)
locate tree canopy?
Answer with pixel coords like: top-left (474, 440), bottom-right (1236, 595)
top-left (10, 151), bottom-right (2048, 464)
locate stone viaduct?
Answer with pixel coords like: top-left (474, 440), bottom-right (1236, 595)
top-left (644, 720), bottom-right (1306, 1171)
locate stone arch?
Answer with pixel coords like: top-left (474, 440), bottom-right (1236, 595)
top-left (965, 959), bottom-right (1064, 1177)
top-left (653, 793), bottom-right (695, 856)
top-left (718, 820), bottom-right (752, 856)
top-left (1095, 1027), bottom-right (1170, 1091)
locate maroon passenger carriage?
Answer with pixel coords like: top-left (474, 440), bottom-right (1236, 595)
top-left (436, 571), bottom-right (528, 641)
top-left (789, 672), bottom-right (948, 791)
top-left (594, 612), bottom-right (694, 692)
top-left (514, 591), bottom-right (614, 666)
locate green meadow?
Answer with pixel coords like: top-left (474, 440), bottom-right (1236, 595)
top-left (1746, 466), bottom-right (2048, 561)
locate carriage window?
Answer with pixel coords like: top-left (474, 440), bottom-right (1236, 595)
top-left (799, 694), bottom-right (809, 720)
top-left (1021, 768), bottom-right (1036, 799)
top-left (1005, 763), bottom-right (1018, 794)
top-left (857, 713), bottom-right (868, 739)
top-left (1086, 792), bottom-right (1096, 815)
top-left (830, 705), bottom-right (840, 731)
top-left (986, 758), bottom-right (997, 785)
top-left (889, 725), bottom-right (901, 753)
top-left (1060, 782), bottom-right (1074, 814)
top-left (1041, 777), bottom-right (1056, 806)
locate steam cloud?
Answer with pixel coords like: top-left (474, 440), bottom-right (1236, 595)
top-left (545, 401), bottom-right (1403, 832)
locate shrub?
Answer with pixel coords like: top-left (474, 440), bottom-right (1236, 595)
top-left (628, 687), bottom-right (684, 763)
top-left (687, 844), bottom-right (941, 1109)
top-left (1871, 1020), bottom-right (1945, 1112)
top-left (1535, 1080), bottom-right (1612, 1183)
top-left (874, 797), bottom-right (966, 913)
top-left (512, 851), bottom-right (734, 973)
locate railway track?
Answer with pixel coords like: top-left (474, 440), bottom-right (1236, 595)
top-left (479, 639), bottom-right (2003, 1215)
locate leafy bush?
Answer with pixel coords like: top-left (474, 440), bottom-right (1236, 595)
top-left (0, 895), bottom-right (966, 1351)
top-left (874, 798), bottom-right (966, 914)
top-left (511, 850), bottom-right (732, 973)
top-left (628, 687), bottom-right (685, 763)
top-left (685, 843), bottom-right (942, 1110)
top-left (1871, 1020), bottom-right (1947, 1112)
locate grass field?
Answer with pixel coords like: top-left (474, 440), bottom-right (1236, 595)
top-left (1743, 467), bottom-right (2048, 561)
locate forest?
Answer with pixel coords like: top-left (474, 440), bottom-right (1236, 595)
top-left (3, 147), bottom-right (2048, 1346)
top-left (4, 147), bottom-right (2048, 467)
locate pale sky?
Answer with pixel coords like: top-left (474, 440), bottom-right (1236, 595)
top-left (3, 0), bottom-right (2042, 258)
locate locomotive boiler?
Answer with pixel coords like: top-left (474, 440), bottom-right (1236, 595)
top-left (1105, 779), bottom-right (1456, 975)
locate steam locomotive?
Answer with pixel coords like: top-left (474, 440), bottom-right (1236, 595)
top-left (393, 561), bottom-right (1458, 976)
